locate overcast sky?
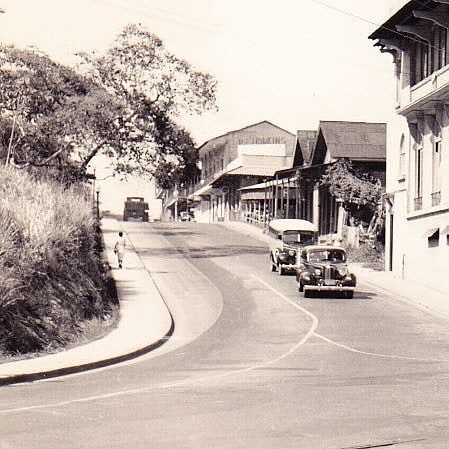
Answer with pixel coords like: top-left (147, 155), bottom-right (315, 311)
top-left (0, 0), bottom-right (398, 144)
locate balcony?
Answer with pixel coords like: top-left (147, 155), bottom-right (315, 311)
top-left (414, 196), bottom-right (422, 211)
top-left (432, 191), bottom-right (441, 207)
top-left (400, 65), bottom-right (449, 116)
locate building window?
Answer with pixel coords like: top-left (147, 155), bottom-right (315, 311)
top-left (427, 228), bottom-right (439, 248)
top-left (432, 139), bottom-right (442, 206)
top-left (414, 145), bottom-right (423, 210)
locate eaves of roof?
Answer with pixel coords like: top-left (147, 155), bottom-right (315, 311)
top-left (368, 0), bottom-right (432, 40)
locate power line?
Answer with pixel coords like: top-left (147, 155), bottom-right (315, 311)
top-left (304, 0), bottom-right (448, 54)
top-left (90, 0), bottom-right (218, 34)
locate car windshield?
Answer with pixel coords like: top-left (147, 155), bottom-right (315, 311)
top-left (307, 250), bottom-right (345, 263)
top-left (283, 230), bottom-right (315, 245)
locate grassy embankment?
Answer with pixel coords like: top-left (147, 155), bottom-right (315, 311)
top-left (0, 167), bottom-right (119, 360)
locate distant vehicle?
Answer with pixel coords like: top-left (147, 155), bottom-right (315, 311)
top-left (179, 211), bottom-right (191, 221)
top-left (296, 245), bottom-right (356, 298)
top-left (123, 197), bottom-right (149, 222)
top-left (267, 219), bottom-right (318, 275)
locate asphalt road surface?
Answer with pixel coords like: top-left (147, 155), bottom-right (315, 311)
top-left (1, 221), bottom-right (449, 449)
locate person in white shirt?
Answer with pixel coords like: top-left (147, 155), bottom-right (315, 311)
top-left (113, 231), bottom-right (126, 268)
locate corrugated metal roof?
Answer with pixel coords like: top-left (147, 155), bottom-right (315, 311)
top-left (319, 121), bottom-right (386, 160)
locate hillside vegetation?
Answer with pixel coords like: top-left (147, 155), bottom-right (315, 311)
top-left (0, 167), bottom-right (118, 356)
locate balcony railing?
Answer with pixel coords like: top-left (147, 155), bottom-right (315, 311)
top-left (431, 191), bottom-right (441, 207)
top-left (414, 196), bottom-right (423, 211)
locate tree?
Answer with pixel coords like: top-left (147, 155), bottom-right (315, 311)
top-left (0, 25), bottom-right (217, 185)
top-left (77, 23), bottom-right (217, 186)
top-left (0, 45), bottom-right (119, 182)
top-left (320, 159), bottom-right (383, 209)
top-left (320, 159), bottom-right (385, 244)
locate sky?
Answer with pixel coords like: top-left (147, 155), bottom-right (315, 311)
top-left (0, 0), bottom-right (400, 145)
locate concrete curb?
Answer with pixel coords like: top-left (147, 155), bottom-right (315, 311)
top-left (0, 324), bottom-right (174, 386)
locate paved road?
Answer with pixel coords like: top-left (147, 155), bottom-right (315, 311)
top-left (1, 221), bottom-right (449, 449)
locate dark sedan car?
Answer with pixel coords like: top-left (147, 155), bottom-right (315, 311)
top-left (296, 245), bottom-right (356, 298)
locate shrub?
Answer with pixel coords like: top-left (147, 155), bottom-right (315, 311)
top-left (0, 166), bottom-right (117, 355)
top-left (347, 243), bottom-right (385, 272)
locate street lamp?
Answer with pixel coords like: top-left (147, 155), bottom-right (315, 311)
top-left (95, 185), bottom-right (101, 219)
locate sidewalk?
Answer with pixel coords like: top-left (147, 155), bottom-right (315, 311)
top-left (0, 218), bottom-right (173, 386)
top-left (1, 219), bottom-right (448, 386)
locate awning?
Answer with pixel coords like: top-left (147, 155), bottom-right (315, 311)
top-left (239, 177), bottom-right (298, 191)
top-left (423, 227), bottom-right (439, 238)
top-left (240, 191), bottom-right (273, 201)
top-left (225, 166), bottom-right (278, 177)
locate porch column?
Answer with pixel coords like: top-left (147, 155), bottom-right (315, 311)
top-left (336, 198), bottom-right (345, 245)
top-left (312, 183), bottom-right (320, 232)
top-left (274, 174), bottom-right (279, 218)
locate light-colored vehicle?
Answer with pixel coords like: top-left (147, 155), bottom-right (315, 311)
top-left (179, 211), bottom-right (191, 221)
top-left (267, 219), bottom-right (318, 275)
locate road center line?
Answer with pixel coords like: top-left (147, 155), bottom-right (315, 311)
top-left (0, 275), bottom-right (319, 415)
top-left (8, 274), bottom-right (445, 415)
top-left (314, 332), bottom-right (449, 363)
top-left (251, 275), bottom-right (449, 364)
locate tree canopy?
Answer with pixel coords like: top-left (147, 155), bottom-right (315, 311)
top-left (320, 159), bottom-right (383, 210)
top-left (0, 24), bottom-right (217, 186)
top-left (77, 24), bottom-right (217, 186)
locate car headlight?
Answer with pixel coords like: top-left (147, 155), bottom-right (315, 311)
top-left (314, 268), bottom-right (321, 276)
top-left (288, 250), bottom-right (296, 256)
top-left (337, 266), bottom-right (348, 276)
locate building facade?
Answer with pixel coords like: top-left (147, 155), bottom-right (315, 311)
top-left (370, 0), bottom-right (449, 284)
top-left (242, 121), bottom-right (386, 243)
top-left (167, 121), bottom-right (296, 223)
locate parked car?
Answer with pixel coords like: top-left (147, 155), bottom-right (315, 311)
top-left (123, 197), bottom-right (149, 222)
top-left (179, 211), bottom-right (191, 221)
top-left (296, 245), bottom-right (356, 298)
top-left (267, 219), bottom-right (318, 275)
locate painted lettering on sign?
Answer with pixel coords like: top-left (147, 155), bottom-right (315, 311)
top-left (237, 136), bottom-right (287, 145)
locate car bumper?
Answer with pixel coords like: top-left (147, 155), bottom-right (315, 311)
top-left (304, 285), bottom-right (355, 292)
top-left (279, 263), bottom-right (297, 271)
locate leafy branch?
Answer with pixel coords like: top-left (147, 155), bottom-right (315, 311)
top-left (320, 159), bottom-right (383, 210)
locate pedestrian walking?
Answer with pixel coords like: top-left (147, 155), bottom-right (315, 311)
top-left (114, 231), bottom-right (126, 269)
